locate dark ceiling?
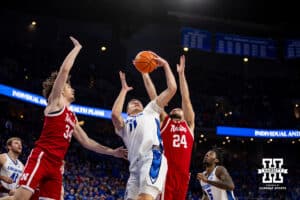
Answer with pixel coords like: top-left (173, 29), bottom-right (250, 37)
top-left (2, 0), bottom-right (299, 32)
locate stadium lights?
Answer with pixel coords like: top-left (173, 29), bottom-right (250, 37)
top-left (183, 47), bottom-right (189, 52)
top-left (101, 46), bottom-right (107, 51)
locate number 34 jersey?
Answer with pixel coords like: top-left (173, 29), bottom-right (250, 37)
top-left (161, 116), bottom-right (194, 174)
top-left (35, 106), bottom-right (77, 160)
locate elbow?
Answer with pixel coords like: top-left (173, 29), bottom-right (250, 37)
top-left (169, 84), bottom-right (177, 95)
top-left (111, 112), bottom-right (119, 121)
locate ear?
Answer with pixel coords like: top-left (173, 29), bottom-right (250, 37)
top-left (215, 158), bottom-right (219, 164)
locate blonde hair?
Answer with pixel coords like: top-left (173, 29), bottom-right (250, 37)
top-left (6, 137), bottom-right (21, 147)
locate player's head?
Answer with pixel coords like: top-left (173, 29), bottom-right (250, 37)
top-left (42, 71), bottom-right (74, 102)
top-left (127, 99), bottom-right (144, 115)
top-left (169, 108), bottom-right (184, 120)
top-left (6, 137), bottom-right (22, 155)
top-left (203, 146), bottom-right (224, 168)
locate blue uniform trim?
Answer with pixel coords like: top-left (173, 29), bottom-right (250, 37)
top-left (149, 149), bottom-right (162, 184)
top-left (226, 190), bottom-right (235, 200)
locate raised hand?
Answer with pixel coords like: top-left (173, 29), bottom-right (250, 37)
top-left (119, 71), bottom-right (133, 92)
top-left (70, 36), bottom-right (82, 49)
top-left (177, 55), bottom-right (186, 74)
top-left (197, 173), bottom-right (208, 183)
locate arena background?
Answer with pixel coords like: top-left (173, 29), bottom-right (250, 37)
top-left (1, 0), bottom-right (300, 199)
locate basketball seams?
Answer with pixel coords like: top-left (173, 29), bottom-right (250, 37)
top-left (134, 51), bottom-right (157, 73)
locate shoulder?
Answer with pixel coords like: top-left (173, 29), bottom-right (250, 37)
top-left (144, 100), bottom-right (163, 114)
top-left (0, 153), bottom-right (7, 164)
top-left (215, 166), bottom-right (228, 176)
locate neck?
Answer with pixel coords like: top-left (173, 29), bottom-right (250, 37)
top-left (62, 98), bottom-right (71, 107)
top-left (206, 164), bottom-right (216, 174)
top-left (8, 151), bottom-right (18, 161)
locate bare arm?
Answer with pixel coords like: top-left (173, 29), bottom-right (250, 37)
top-left (197, 167), bottom-right (235, 191)
top-left (48, 36), bottom-right (82, 106)
top-left (177, 55), bottom-right (195, 132)
top-left (0, 154), bottom-right (13, 184)
top-left (152, 55), bottom-right (177, 109)
top-left (73, 123), bottom-right (127, 159)
top-left (142, 73), bottom-right (167, 122)
top-left (111, 71), bottom-right (133, 131)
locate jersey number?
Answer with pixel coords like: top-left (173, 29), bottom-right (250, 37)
top-left (63, 124), bottom-right (72, 141)
top-left (10, 173), bottom-right (19, 183)
top-left (172, 134), bottom-right (187, 148)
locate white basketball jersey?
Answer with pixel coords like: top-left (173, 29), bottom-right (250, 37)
top-left (200, 166), bottom-right (235, 200)
top-left (116, 100), bottom-right (162, 168)
top-left (0, 153), bottom-right (24, 190)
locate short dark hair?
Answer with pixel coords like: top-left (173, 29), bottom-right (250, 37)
top-left (42, 71), bottom-right (71, 99)
top-left (211, 146), bottom-right (225, 165)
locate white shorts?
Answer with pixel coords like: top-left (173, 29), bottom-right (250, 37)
top-left (125, 149), bottom-right (168, 200)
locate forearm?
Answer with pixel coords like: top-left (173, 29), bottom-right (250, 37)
top-left (142, 74), bottom-right (157, 100)
top-left (0, 175), bottom-right (6, 181)
top-left (163, 64), bottom-right (177, 92)
top-left (60, 46), bottom-right (81, 73)
top-left (112, 90), bottom-right (127, 116)
top-left (84, 139), bottom-right (114, 156)
top-left (206, 180), bottom-right (234, 190)
top-left (178, 72), bottom-right (191, 102)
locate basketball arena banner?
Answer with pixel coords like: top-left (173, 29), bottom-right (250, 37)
top-left (0, 83), bottom-right (127, 119)
top-left (217, 126), bottom-right (300, 138)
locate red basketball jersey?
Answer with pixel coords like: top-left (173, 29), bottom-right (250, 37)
top-left (35, 106), bottom-right (76, 160)
top-left (161, 116), bottom-right (194, 174)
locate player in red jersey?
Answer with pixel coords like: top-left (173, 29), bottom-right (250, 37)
top-left (141, 55), bottom-right (195, 200)
top-left (0, 36), bottom-right (127, 200)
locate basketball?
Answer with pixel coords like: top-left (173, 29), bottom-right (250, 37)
top-left (133, 51), bottom-right (158, 73)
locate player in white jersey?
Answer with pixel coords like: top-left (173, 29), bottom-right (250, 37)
top-left (0, 138), bottom-right (24, 197)
top-left (111, 54), bottom-right (177, 200)
top-left (197, 147), bottom-right (235, 200)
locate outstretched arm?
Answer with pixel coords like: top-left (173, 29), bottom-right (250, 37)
top-left (48, 36), bottom-right (82, 105)
top-left (73, 123), bottom-right (127, 159)
top-left (151, 54), bottom-right (177, 109)
top-left (197, 166), bottom-right (235, 191)
top-left (177, 55), bottom-right (195, 132)
top-left (111, 71), bottom-right (133, 131)
top-left (142, 73), bottom-right (167, 122)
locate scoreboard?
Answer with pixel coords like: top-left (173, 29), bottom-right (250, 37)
top-left (216, 33), bottom-right (277, 59)
top-left (181, 27), bottom-right (211, 52)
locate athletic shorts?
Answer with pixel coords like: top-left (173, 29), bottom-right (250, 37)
top-left (18, 148), bottom-right (64, 200)
top-left (125, 149), bottom-right (168, 200)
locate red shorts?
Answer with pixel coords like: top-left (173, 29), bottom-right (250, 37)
top-left (19, 148), bottom-right (64, 200)
top-left (162, 169), bottom-right (190, 200)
